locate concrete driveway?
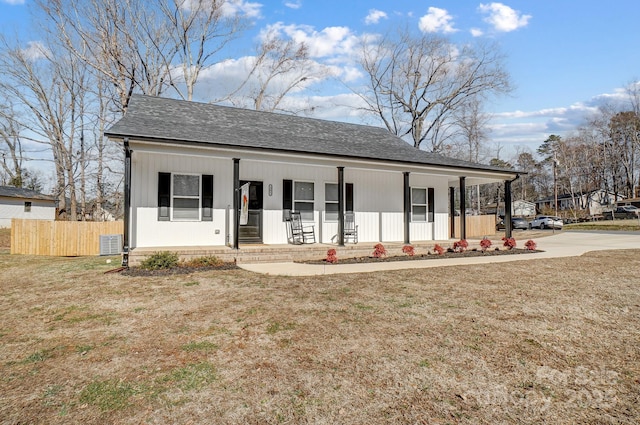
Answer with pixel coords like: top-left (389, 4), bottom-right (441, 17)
top-left (239, 231), bottom-right (639, 276)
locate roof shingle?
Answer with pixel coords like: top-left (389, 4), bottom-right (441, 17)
top-left (0, 185), bottom-right (55, 201)
top-left (106, 95), bottom-right (519, 175)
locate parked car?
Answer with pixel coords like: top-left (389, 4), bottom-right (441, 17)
top-left (496, 217), bottom-right (529, 231)
top-left (605, 205), bottom-right (640, 220)
top-left (529, 215), bottom-right (563, 230)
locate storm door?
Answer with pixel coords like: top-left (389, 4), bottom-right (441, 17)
top-left (239, 180), bottom-right (263, 243)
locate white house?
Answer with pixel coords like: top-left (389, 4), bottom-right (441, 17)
top-left (105, 95), bottom-right (522, 266)
top-left (536, 190), bottom-right (625, 216)
top-left (0, 186), bottom-right (56, 228)
top-left (512, 200), bottom-right (536, 217)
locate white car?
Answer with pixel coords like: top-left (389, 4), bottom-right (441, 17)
top-left (529, 215), bottom-right (563, 230)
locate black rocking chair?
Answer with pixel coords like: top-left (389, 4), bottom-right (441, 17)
top-left (285, 211), bottom-right (316, 244)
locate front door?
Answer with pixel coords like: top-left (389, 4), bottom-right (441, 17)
top-left (239, 181), bottom-right (263, 243)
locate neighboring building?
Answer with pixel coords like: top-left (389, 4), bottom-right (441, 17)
top-left (619, 197), bottom-right (640, 209)
top-left (0, 186), bottom-right (56, 227)
top-left (105, 95), bottom-right (522, 263)
top-left (512, 200), bottom-right (536, 217)
top-left (483, 200), bottom-right (535, 217)
top-left (535, 190), bottom-right (625, 216)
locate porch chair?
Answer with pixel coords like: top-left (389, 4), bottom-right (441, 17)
top-left (343, 211), bottom-right (358, 244)
top-left (286, 211), bottom-right (316, 244)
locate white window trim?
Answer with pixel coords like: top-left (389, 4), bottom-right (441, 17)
top-left (324, 182), bottom-right (339, 222)
top-left (293, 180), bottom-right (314, 222)
top-left (171, 173), bottom-right (202, 221)
top-left (411, 187), bottom-right (427, 222)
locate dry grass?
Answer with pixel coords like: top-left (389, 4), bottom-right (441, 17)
top-left (565, 219), bottom-right (640, 232)
top-left (1, 249), bottom-right (639, 424)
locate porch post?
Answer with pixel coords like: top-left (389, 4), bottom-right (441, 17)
top-left (122, 138), bottom-right (131, 267)
top-left (459, 176), bottom-right (467, 240)
top-left (504, 179), bottom-right (513, 239)
top-left (403, 172), bottom-right (410, 244)
top-left (449, 186), bottom-right (455, 238)
top-left (337, 166), bottom-right (345, 246)
top-left (233, 158), bottom-right (240, 249)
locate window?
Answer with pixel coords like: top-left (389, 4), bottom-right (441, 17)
top-left (294, 181), bottom-right (314, 221)
top-left (325, 183), bottom-right (355, 221)
top-left (411, 188), bottom-right (427, 222)
top-left (157, 172), bottom-right (213, 221)
top-left (24, 201), bottom-right (32, 212)
top-left (282, 180), bottom-right (315, 221)
top-left (173, 174), bottom-right (200, 220)
top-left (325, 183), bottom-right (339, 221)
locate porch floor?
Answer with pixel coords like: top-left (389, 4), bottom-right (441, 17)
top-left (129, 240), bottom-right (472, 265)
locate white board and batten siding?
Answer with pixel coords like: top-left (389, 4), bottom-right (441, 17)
top-left (0, 197), bottom-right (56, 228)
top-left (129, 141), bottom-right (453, 248)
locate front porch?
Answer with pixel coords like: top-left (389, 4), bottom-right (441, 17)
top-left (128, 239), bottom-right (486, 266)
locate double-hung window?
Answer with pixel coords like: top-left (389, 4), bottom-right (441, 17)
top-left (283, 180), bottom-right (314, 221)
top-left (411, 187), bottom-right (434, 222)
top-left (158, 172), bottom-right (213, 221)
top-left (325, 183), bottom-right (339, 221)
top-left (294, 181), bottom-right (314, 221)
top-left (324, 182), bottom-right (355, 221)
top-left (173, 174), bottom-right (200, 220)
top-left (411, 188), bottom-right (427, 222)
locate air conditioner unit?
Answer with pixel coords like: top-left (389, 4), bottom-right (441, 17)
top-left (99, 234), bottom-right (122, 256)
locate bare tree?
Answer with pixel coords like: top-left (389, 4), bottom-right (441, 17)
top-left (357, 28), bottom-right (511, 152)
top-left (0, 36), bottom-right (90, 219)
top-left (0, 100), bottom-right (26, 187)
top-left (37, 0), bottom-right (252, 111)
top-left (157, 0), bottom-right (246, 101)
top-left (451, 97), bottom-right (491, 162)
top-left (227, 32), bottom-right (329, 113)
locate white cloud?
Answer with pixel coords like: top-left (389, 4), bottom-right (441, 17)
top-left (418, 7), bottom-right (456, 34)
top-left (263, 22), bottom-right (370, 61)
top-left (365, 9), bottom-right (388, 25)
top-left (1, 0), bottom-right (26, 5)
top-left (221, 0), bottom-right (262, 18)
top-left (21, 41), bottom-right (50, 61)
top-left (478, 3), bottom-right (531, 32)
top-left (470, 28), bottom-right (484, 37)
top-left (284, 0), bottom-right (301, 9)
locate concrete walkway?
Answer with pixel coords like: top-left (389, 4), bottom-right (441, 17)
top-left (238, 231), bottom-right (639, 276)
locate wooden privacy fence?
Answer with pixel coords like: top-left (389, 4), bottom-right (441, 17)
top-left (452, 215), bottom-right (496, 239)
top-left (11, 219), bottom-right (124, 256)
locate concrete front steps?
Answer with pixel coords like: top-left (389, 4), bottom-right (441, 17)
top-left (128, 240), bottom-right (488, 266)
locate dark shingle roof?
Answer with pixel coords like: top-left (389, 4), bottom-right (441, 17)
top-left (0, 185), bottom-right (55, 201)
top-left (105, 95), bottom-right (519, 175)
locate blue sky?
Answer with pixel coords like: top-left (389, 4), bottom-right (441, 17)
top-left (2, 0), bottom-right (640, 162)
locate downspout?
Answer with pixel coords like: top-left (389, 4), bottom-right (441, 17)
top-left (122, 138), bottom-right (131, 267)
top-left (504, 174), bottom-right (520, 239)
top-left (337, 167), bottom-right (345, 246)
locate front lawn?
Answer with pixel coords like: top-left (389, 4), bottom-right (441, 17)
top-left (1, 250), bottom-right (638, 424)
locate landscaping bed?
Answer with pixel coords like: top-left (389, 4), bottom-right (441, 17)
top-left (121, 261), bottom-right (238, 276)
top-left (301, 247), bottom-right (541, 265)
top-left (120, 251), bottom-right (238, 276)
